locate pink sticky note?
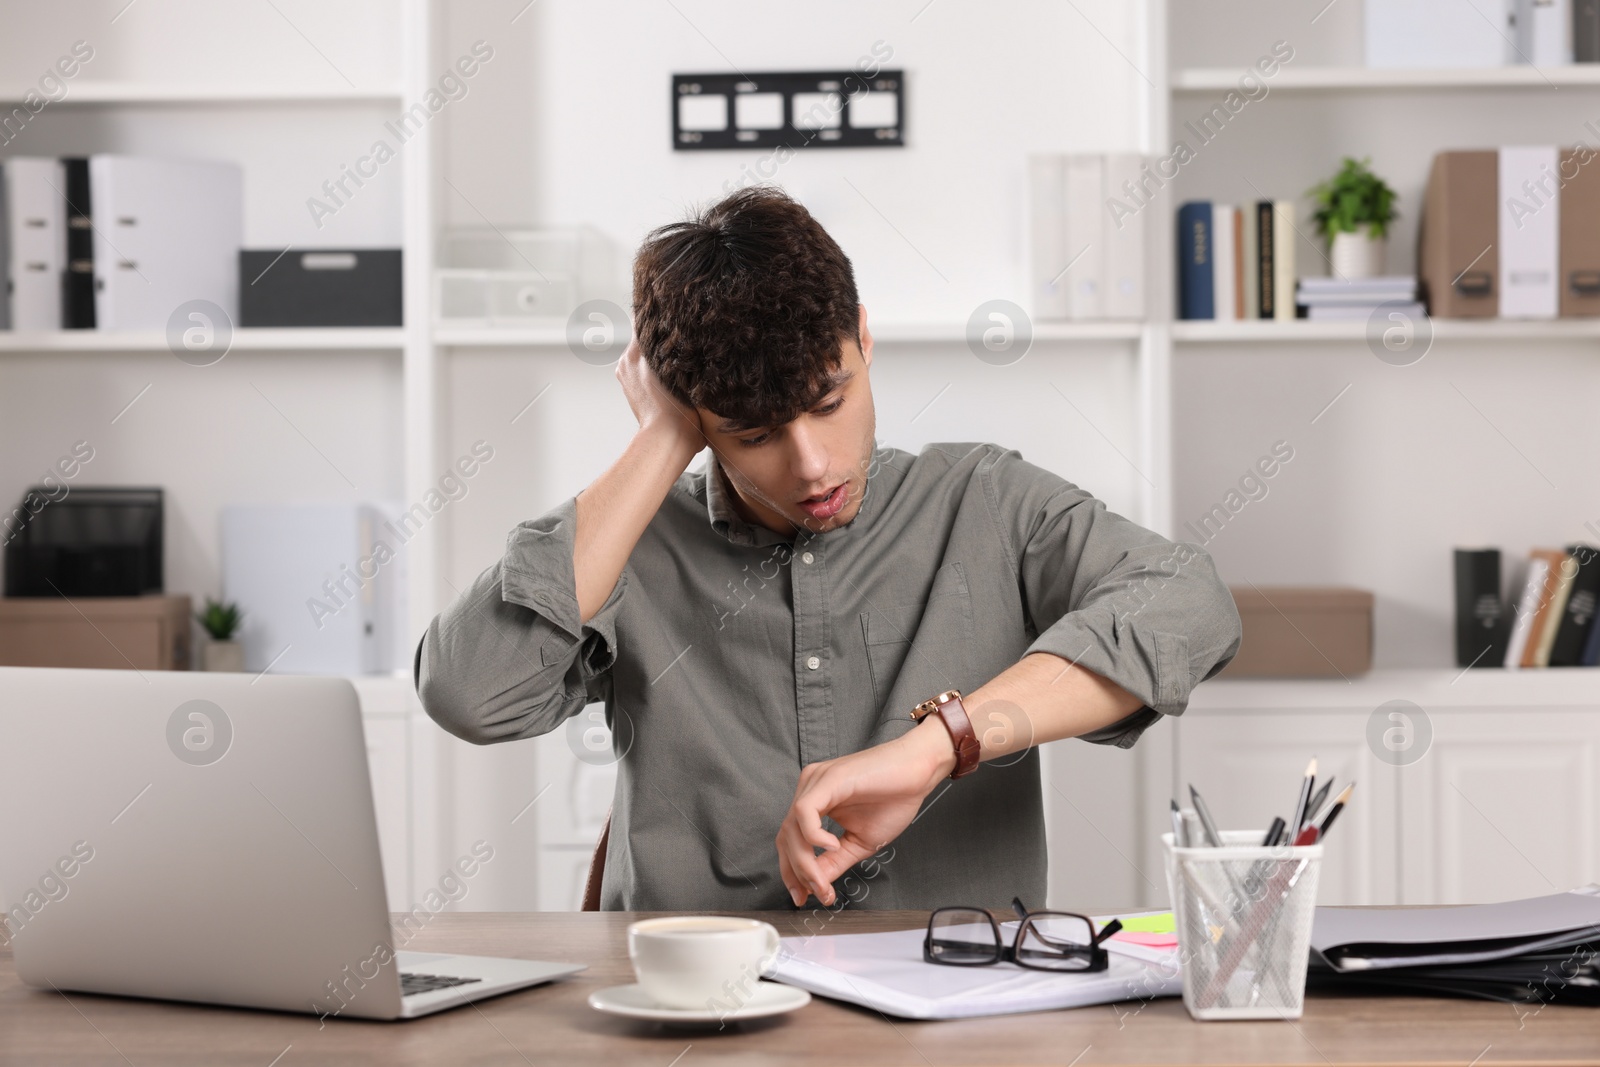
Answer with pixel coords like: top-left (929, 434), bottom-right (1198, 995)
top-left (1110, 930), bottom-right (1179, 948)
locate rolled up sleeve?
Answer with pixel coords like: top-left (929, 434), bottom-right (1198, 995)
top-left (414, 497), bottom-right (627, 744)
top-left (985, 448), bottom-right (1241, 748)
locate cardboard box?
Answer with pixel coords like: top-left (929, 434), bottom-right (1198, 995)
top-left (1221, 587), bottom-right (1373, 678)
top-left (0, 595), bottom-right (191, 671)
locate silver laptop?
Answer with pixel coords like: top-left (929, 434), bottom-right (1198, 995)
top-left (0, 666), bottom-right (583, 1019)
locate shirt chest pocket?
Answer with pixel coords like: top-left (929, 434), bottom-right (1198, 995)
top-left (859, 561), bottom-right (975, 711)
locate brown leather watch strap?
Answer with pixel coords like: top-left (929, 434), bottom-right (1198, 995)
top-left (911, 689), bottom-right (981, 779)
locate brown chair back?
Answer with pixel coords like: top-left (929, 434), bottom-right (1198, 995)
top-left (581, 810), bottom-right (611, 911)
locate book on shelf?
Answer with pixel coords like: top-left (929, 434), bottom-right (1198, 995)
top-left (1531, 551), bottom-right (1577, 666)
top-left (1177, 201), bottom-right (1213, 320)
top-left (1299, 277), bottom-right (1421, 321)
top-left (1308, 301), bottom-right (1426, 321)
top-left (1256, 200), bottom-right (1275, 319)
top-left (1549, 544), bottom-right (1600, 666)
top-left (1241, 205), bottom-right (1260, 320)
top-left (1585, 590), bottom-right (1600, 665)
top-left (1505, 553), bottom-right (1553, 669)
top-left (1177, 200), bottom-right (1294, 322)
top-left (1298, 276), bottom-right (1418, 299)
top-left (1212, 204), bottom-right (1237, 323)
top-left (1454, 548), bottom-right (1510, 669)
top-left (1272, 200), bottom-right (1295, 322)
top-left (1507, 548), bottom-right (1571, 668)
top-left (1026, 153), bottom-right (1145, 323)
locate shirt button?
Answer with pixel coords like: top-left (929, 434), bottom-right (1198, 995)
top-left (806, 655), bottom-right (821, 670)
top-left (802, 551), bottom-right (815, 565)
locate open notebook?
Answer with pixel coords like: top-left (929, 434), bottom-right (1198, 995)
top-left (769, 914), bottom-right (1181, 1020)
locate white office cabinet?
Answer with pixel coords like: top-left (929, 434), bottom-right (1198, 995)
top-left (1398, 711), bottom-right (1600, 905)
top-left (1167, 708), bottom-right (1400, 906)
top-left (351, 675), bottom-right (421, 909)
top-left (362, 714), bottom-right (412, 909)
top-left (1179, 672), bottom-right (1600, 907)
top-left (531, 709), bottom-right (616, 910)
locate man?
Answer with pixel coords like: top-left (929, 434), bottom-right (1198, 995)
top-left (416, 186), bottom-right (1241, 912)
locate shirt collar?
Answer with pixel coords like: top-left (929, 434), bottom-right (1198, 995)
top-left (702, 448), bottom-right (889, 548)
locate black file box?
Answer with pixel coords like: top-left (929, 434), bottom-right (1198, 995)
top-left (4, 487), bottom-right (163, 597)
top-left (240, 248), bottom-right (402, 327)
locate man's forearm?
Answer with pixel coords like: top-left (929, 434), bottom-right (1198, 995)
top-left (574, 426), bottom-right (698, 622)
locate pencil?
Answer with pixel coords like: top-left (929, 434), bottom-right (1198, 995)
top-left (1316, 783), bottom-right (1355, 840)
top-left (1288, 757), bottom-right (1317, 838)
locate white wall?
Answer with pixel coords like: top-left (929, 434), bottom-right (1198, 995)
top-left (439, 0), bottom-right (1144, 321)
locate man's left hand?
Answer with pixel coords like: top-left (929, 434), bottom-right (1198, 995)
top-left (775, 718), bottom-right (957, 907)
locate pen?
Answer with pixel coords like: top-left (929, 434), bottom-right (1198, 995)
top-left (1188, 784), bottom-right (1225, 848)
top-left (1303, 776), bottom-right (1335, 831)
top-left (1288, 757), bottom-right (1317, 838)
top-left (1260, 816), bottom-right (1285, 848)
top-left (1169, 797), bottom-right (1189, 848)
top-left (1290, 782), bottom-right (1356, 846)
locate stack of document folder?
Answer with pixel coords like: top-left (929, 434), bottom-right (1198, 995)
top-left (771, 914), bottom-right (1179, 1020)
top-left (1296, 276), bottom-right (1420, 322)
top-left (1307, 887), bottom-right (1600, 1005)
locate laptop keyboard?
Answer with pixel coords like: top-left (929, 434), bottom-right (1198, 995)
top-left (401, 971), bottom-right (483, 997)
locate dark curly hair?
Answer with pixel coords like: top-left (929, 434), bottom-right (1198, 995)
top-left (632, 186), bottom-right (860, 431)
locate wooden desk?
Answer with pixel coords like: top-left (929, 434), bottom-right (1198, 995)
top-left (3, 910), bottom-right (1595, 1065)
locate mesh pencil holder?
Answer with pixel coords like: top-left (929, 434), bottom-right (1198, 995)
top-left (1162, 821), bottom-right (1323, 1020)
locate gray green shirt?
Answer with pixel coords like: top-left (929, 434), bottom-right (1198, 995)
top-left (415, 442), bottom-right (1241, 911)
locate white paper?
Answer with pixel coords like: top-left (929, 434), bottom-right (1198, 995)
top-left (769, 919), bottom-right (1180, 1020)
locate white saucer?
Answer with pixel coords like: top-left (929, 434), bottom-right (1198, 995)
top-left (588, 981), bottom-right (811, 1023)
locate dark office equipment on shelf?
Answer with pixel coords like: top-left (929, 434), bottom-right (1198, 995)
top-left (239, 248), bottom-right (403, 326)
top-left (4, 487), bottom-right (163, 597)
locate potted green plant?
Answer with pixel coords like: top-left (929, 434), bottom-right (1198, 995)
top-left (196, 598), bottom-right (245, 672)
top-left (1308, 157), bottom-right (1398, 281)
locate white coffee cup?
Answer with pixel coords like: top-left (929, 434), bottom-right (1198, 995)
top-left (627, 916), bottom-right (781, 1011)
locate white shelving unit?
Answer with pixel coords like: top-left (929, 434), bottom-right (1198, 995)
top-left (0, 328), bottom-right (406, 352)
top-left (7, 0), bottom-right (1597, 912)
top-left (1172, 65), bottom-right (1600, 91)
top-left (0, 84), bottom-right (405, 104)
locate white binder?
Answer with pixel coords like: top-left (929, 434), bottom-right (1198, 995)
top-left (88, 155), bottom-right (242, 331)
top-left (1518, 0), bottom-right (1573, 66)
top-left (1063, 154), bottom-right (1104, 320)
top-left (1103, 153), bottom-right (1146, 320)
top-left (4, 157), bottom-right (66, 331)
top-left (1499, 145), bottom-right (1560, 319)
top-left (222, 502), bottom-right (408, 677)
top-left (1364, 0), bottom-right (1515, 68)
top-left (1025, 155), bottom-right (1070, 320)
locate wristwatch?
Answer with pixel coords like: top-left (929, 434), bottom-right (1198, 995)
top-left (910, 689), bottom-right (981, 780)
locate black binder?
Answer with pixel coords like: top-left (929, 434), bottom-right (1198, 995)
top-left (1453, 548), bottom-right (1509, 668)
top-left (4, 487), bottom-right (163, 597)
top-left (62, 157), bottom-right (95, 329)
top-left (1309, 889), bottom-right (1600, 1006)
top-left (1549, 544), bottom-right (1600, 666)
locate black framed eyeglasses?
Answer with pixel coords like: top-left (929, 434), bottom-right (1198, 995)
top-left (923, 897), bottom-right (1122, 973)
